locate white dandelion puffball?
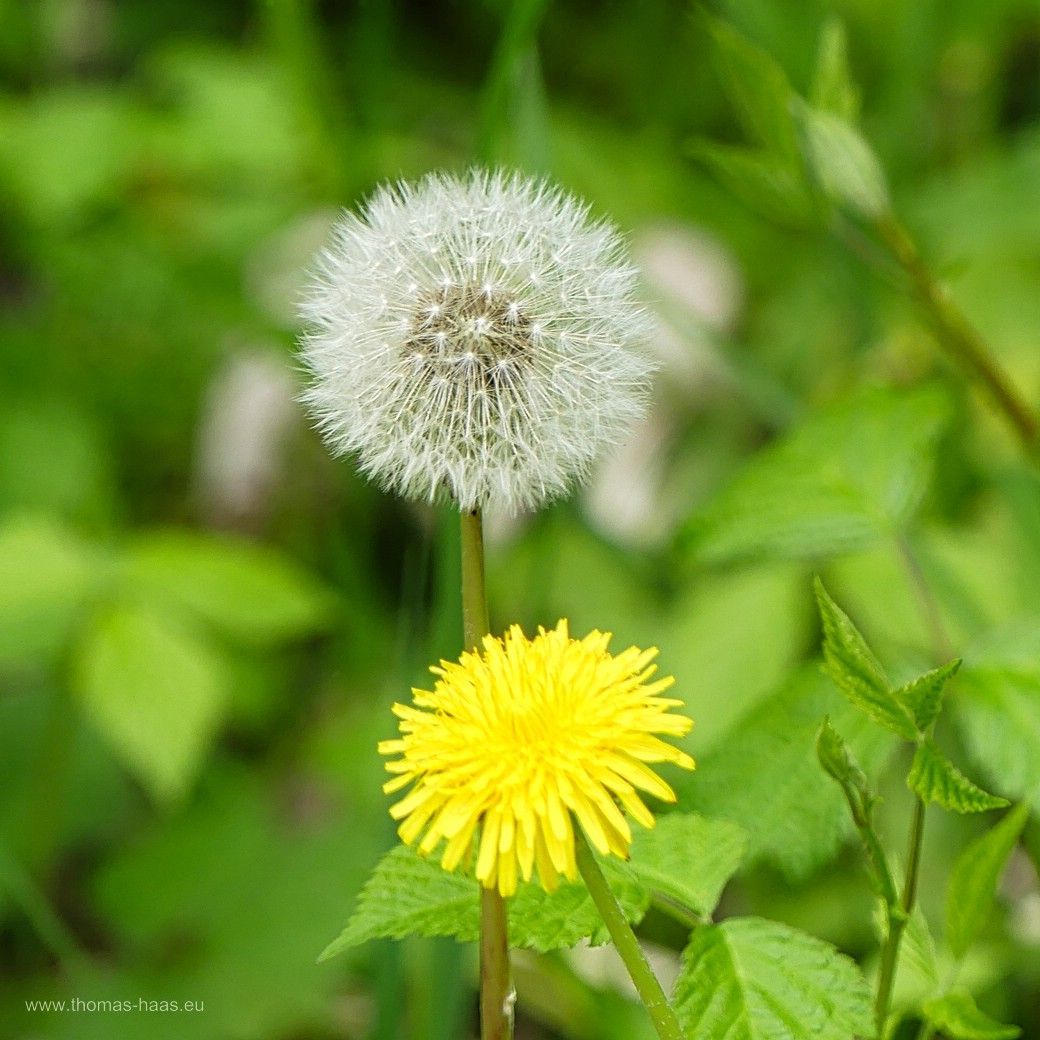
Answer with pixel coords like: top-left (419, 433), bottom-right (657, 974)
top-left (298, 169), bottom-right (654, 513)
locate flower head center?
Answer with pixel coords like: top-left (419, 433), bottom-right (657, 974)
top-left (405, 282), bottom-right (532, 386)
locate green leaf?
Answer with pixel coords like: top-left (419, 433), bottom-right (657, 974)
top-left (123, 531), bottom-right (335, 644)
top-left (811, 19), bottom-right (860, 122)
top-left (685, 386), bottom-right (951, 565)
top-left (0, 515), bottom-right (101, 667)
top-left (320, 847), bottom-right (480, 957)
top-left (75, 605), bottom-right (229, 802)
top-left (923, 991), bottom-right (1021, 1040)
top-left (0, 402), bottom-right (116, 526)
top-left (907, 741), bottom-right (1009, 814)
top-left (673, 916), bottom-right (874, 1040)
top-left (897, 659), bottom-right (961, 731)
top-left (700, 13), bottom-right (800, 162)
top-left (687, 141), bottom-right (815, 227)
top-left (946, 804), bottom-right (1029, 958)
top-left (798, 104), bottom-right (889, 218)
top-left (955, 623), bottom-right (1040, 803)
top-left (628, 813), bottom-right (747, 920)
top-left (815, 716), bottom-right (867, 790)
top-left (681, 668), bottom-right (894, 880)
top-left (661, 562), bottom-right (810, 753)
top-left (320, 846), bottom-right (649, 960)
top-left (816, 578), bottom-right (918, 739)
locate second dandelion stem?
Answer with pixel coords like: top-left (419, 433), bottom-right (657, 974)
top-left (575, 832), bottom-right (686, 1040)
top-left (461, 510), bottom-right (514, 1040)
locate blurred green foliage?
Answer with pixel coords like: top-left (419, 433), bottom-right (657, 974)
top-left (3, 0), bottom-right (1040, 1038)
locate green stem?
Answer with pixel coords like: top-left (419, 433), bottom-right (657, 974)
top-left (838, 784), bottom-right (900, 913)
top-left (461, 510), bottom-right (513, 1040)
top-left (874, 214), bottom-right (1039, 457)
top-left (874, 794), bottom-right (927, 1038)
top-left (0, 840), bottom-right (85, 971)
top-left (574, 832), bottom-right (686, 1040)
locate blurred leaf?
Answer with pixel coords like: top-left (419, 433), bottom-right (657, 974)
top-left (0, 403), bottom-right (116, 528)
top-left (144, 45), bottom-right (302, 186)
top-left (898, 660), bottom-right (961, 732)
top-left (90, 765), bottom-right (380, 1038)
top-left (0, 515), bottom-right (100, 667)
top-left (123, 531), bottom-right (335, 644)
top-left (907, 741), bottom-right (1008, 814)
top-left (628, 813), bottom-right (747, 919)
top-left (75, 605), bottom-right (229, 802)
top-left (700, 13), bottom-right (799, 163)
top-left (956, 622), bottom-right (1040, 803)
top-left (478, 0), bottom-right (550, 170)
top-left (897, 908), bottom-right (941, 1005)
top-left (797, 104), bottom-right (889, 218)
top-left (816, 577), bottom-right (918, 739)
top-left (686, 387), bottom-right (951, 565)
top-left (811, 20), bottom-right (860, 122)
top-left (0, 87), bottom-right (138, 224)
top-left (681, 669), bottom-right (894, 880)
top-left (673, 916), bottom-right (873, 1040)
top-left (320, 846), bottom-right (648, 958)
top-left (663, 562), bottom-right (809, 752)
top-left (923, 991), bottom-right (1021, 1040)
top-left (946, 804), bottom-right (1029, 959)
top-left (687, 141), bottom-right (815, 226)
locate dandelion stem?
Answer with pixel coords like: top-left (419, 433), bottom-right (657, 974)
top-left (575, 832), bottom-right (686, 1040)
top-left (461, 509), bottom-right (514, 1040)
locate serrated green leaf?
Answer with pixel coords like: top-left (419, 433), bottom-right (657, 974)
top-left (908, 741), bottom-right (1009, 814)
top-left (687, 141), bottom-right (815, 227)
top-left (123, 531), bottom-right (335, 644)
top-left (811, 19), bottom-right (860, 121)
top-left (946, 804), bottom-right (1029, 958)
top-left (320, 847), bottom-right (479, 958)
top-left (320, 846), bottom-right (649, 960)
top-left (923, 990), bottom-right (1021, 1040)
top-left (673, 916), bottom-right (874, 1040)
top-left (680, 668), bottom-right (894, 880)
top-left (700, 13), bottom-right (799, 162)
top-left (0, 515), bottom-right (101, 667)
top-left (628, 813), bottom-right (746, 920)
top-left (798, 104), bottom-right (889, 217)
top-left (897, 659), bottom-right (961, 731)
top-left (75, 605), bottom-right (229, 802)
top-left (685, 386), bottom-right (951, 565)
top-left (816, 578), bottom-right (919, 739)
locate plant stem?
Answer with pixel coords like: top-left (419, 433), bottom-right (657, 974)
top-left (461, 509), bottom-right (514, 1040)
top-left (874, 794), bottom-right (927, 1038)
top-left (574, 832), bottom-right (686, 1040)
top-left (874, 213), bottom-right (1039, 457)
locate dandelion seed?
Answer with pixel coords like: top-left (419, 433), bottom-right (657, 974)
top-left (298, 170), bottom-right (654, 512)
top-left (379, 620), bottom-right (695, 897)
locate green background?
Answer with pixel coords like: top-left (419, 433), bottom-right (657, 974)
top-left (2, 0), bottom-right (1040, 1037)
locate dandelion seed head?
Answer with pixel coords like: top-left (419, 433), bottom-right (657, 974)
top-left (379, 620), bottom-right (695, 897)
top-left (298, 170), bottom-right (654, 512)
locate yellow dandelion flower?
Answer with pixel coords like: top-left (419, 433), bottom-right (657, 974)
top-left (378, 619), bottom-right (695, 897)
